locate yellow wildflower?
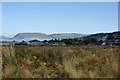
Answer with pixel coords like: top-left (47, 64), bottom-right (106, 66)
top-left (42, 62), bottom-right (47, 66)
top-left (33, 56), bottom-right (37, 59)
top-left (39, 62), bottom-right (47, 66)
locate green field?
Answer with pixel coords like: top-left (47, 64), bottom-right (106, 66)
top-left (1, 45), bottom-right (120, 78)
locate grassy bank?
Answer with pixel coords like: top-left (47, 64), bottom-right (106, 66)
top-left (1, 45), bottom-right (120, 78)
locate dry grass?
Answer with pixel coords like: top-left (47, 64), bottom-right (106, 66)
top-left (1, 45), bottom-right (120, 78)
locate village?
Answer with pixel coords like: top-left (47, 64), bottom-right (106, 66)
top-left (0, 40), bottom-right (66, 46)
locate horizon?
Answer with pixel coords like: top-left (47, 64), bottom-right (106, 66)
top-left (0, 29), bottom-right (119, 37)
top-left (1, 30), bottom-right (119, 38)
top-left (2, 2), bottom-right (118, 37)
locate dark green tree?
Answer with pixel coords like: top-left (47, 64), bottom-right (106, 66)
top-left (29, 39), bottom-right (40, 43)
top-left (107, 34), bottom-right (115, 40)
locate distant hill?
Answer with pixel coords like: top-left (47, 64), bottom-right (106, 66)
top-left (1, 31), bottom-right (119, 41)
top-left (12, 33), bottom-right (87, 40)
top-left (49, 33), bottom-right (87, 39)
top-left (0, 36), bottom-right (9, 39)
top-left (13, 33), bottom-right (51, 39)
top-left (82, 31), bottom-right (120, 40)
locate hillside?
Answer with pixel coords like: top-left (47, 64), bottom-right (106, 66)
top-left (1, 31), bottom-right (120, 41)
top-left (49, 33), bottom-right (87, 39)
top-left (82, 31), bottom-right (120, 41)
top-left (13, 33), bottom-right (51, 39)
top-left (12, 33), bottom-right (87, 40)
top-left (0, 36), bottom-right (9, 39)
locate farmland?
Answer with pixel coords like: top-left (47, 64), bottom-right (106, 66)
top-left (1, 45), bottom-right (120, 78)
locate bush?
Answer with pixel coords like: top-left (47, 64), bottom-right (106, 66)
top-left (14, 45), bottom-right (33, 59)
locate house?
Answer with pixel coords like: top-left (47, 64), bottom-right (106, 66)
top-left (102, 40), bottom-right (120, 45)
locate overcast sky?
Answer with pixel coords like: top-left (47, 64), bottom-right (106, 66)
top-left (2, 2), bottom-right (118, 37)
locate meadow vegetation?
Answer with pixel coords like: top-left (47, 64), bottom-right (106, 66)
top-left (1, 45), bottom-right (120, 78)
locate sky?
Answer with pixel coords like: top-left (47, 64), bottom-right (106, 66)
top-left (2, 2), bottom-right (118, 37)
top-left (0, 2), bottom-right (2, 36)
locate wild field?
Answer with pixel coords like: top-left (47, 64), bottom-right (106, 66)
top-left (1, 45), bottom-right (120, 78)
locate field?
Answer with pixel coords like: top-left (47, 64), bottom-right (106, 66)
top-left (1, 45), bottom-right (120, 78)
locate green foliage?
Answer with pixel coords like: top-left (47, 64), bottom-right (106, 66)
top-left (2, 46), bottom-right (16, 65)
top-left (107, 34), bottom-right (115, 40)
top-left (42, 47), bottom-right (64, 64)
top-left (29, 39), bottom-right (40, 43)
top-left (3, 54), bottom-right (16, 65)
top-left (83, 38), bottom-right (98, 45)
top-left (14, 45), bottom-right (33, 58)
top-left (2, 45), bottom-right (119, 78)
top-left (48, 38), bottom-right (99, 45)
top-left (43, 40), bottom-right (47, 42)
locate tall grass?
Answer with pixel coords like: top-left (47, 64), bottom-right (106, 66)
top-left (2, 45), bottom-right (119, 78)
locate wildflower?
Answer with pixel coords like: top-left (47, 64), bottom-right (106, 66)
top-left (16, 66), bottom-right (21, 69)
top-left (39, 62), bottom-right (47, 66)
top-left (42, 62), bottom-right (47, 66)
top-left (33, 56), bottom-right (37, 59)
top-left (37, 60), bottom-right (39, 62)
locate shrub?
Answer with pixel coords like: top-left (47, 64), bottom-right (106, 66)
top-left (14, 45), bottom-right (33, 59)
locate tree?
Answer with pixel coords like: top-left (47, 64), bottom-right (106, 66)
top-left (43, 40), bottom-right (47, 42)
top-left (107, 34), bottom-right (115, 40)
top-left (29, 39), bottom-right (40, 43)
top-left (83, 38), bottom-right (98, 45)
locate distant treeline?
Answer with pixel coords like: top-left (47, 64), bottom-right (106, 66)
top-left (41, 38), bottom-right (101, 45)
top-left (24, 32), bottom-right (120, 46)
top-left (41, 33), bottom-right (120, 45)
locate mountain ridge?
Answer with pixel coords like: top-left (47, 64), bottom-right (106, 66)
top-left (12, 33), bottom-right (85, 40)
top-left (13, 33), bottom-right (51, 39)
top-left (1, 31), bottom-right (120, 41)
